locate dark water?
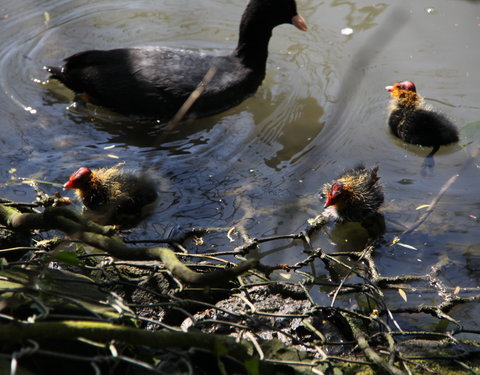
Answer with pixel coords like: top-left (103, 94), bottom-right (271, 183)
top-left (1, 0), bottom-right (479, 330)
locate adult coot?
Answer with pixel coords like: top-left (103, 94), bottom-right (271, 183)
top-left (64, 165), bottom-right (158, 227)
top-left (322, 165), bottom-right (384, 223)
top-left (47, 0), bottom-right (307, 119)
top-left (386, 81), bottom-right (459, 161)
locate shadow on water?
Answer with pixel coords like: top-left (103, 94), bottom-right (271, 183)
top-left (323, 5), bottom-right (409, 144)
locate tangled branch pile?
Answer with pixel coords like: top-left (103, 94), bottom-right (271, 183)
top-left (0, 193), bottom-right (479, 375)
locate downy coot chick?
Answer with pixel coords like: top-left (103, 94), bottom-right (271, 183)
top-left (46, 0), bottom-right (307, 119)
top-left (64, 166), bottom-right (158, 227)
top-left (322, 165), bottom-right (384, 223)
top-left (386, 81), bottom-right (459, 162)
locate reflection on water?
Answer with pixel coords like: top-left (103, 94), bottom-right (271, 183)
top-left (0, 0), bottom-right (479, 329)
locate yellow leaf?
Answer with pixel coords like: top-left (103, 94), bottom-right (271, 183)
top-left (391, 236), bottom-right (400, 245)
top-left (398, 288), bottom-right (407, 302)
top-left (453, 286), bottom-right (461, 295)
top-left (397, 242), bottom-right (418, 251)
top-left (107, 154), bottom-right (119, 159)
top-left (416, 204), bottom-right (430, 210)
top-left (44, 11), bottom-right (50, 25)
top-left (226, 226), bottom-right (236, 242)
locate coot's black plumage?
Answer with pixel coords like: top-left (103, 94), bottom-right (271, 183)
top-left (386, 81), bottom-right (459, 158)
top-left (46, 0), bottom-right (307, 119)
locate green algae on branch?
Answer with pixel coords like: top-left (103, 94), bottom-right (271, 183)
top-left (0, 201), bottom-right (257, 286)
top-left (0, 320), bottom-right (253, 362)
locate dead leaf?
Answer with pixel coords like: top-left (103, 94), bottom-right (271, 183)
top-left (226, 227), bottom-right (236, 242)
top-left (193, 236), bottom-right (204, 246)
top-left (397, 242), bottom-right (418, 251)
top-left (398, 288), bottom-right (408, 302)
top-left (416, 204), bottom-right (430, 210)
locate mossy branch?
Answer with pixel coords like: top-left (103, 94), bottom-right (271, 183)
top-left (0, 320), bottom-right (251, 361)
top-left (0, 203), bottom-right (257, 286)
top-left (344, 313), bottom-right (406, 375)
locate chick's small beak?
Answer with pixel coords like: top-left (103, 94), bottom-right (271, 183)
top-left (324, 196), bottom-right (333, 208)
top-left (292, 14), bottom-right (308, 32)
top-left (385, 85), bottom-right (394, 92)
top-left (63, 180), bottom-right (74, 190)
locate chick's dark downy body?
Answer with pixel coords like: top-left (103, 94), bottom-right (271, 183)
top-left (64, 167), bottom-right (157, 226)
top-left (46, 0), bottom-right (307, 119)
top-left (386, 81), bottom-right (459, 153)
top-left (322, 165), bottom-right (384, 223)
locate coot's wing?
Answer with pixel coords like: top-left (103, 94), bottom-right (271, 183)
top-left (50, 46), bottom-right (264, 118)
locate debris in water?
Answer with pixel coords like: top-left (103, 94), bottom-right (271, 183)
top-left (416, 204), bottom-right (430, 210)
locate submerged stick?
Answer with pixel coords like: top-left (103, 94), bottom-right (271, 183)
top-left (403, 146), bottom-right (479, 234)
top-left (163, 66), bottom-right (218, 132)
top-left (402, 174), bottom-right (459, 235)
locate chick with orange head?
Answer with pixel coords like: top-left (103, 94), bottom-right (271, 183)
top-left (322, 165), bottom-right (384, 223)
top-left (64, 166), bottom-right (157, 227)
top-left (385, 81), bottom-right (458, 159)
